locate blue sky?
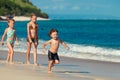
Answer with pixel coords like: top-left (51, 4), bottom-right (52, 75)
top-left (30, 0), bottom-right (120, 19)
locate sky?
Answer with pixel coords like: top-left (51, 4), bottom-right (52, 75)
top-left (29, 0), bottom-right (120, 19)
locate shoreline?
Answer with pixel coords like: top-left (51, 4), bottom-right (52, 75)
top-left (1, 50), bottom-right (120, 64)
top-left (0, 50), bottom-right (120, 80)
top-left (0, 16), bottom-right (50, 21)
top-left (1, 49), bottom-right (120, 64)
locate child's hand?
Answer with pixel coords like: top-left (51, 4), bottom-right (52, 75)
top-left (29, 39), bottom-right (32, 44)
top-left (30, 41), bottom-right (32, 44)
top-left (66, 47), bottom-right (70, 50)
top-left (35, 42), bottom-right (38, 46)
top-left (0, 41), bottom-right (4, 46)
top-left (42, 48), bottom-right (46, 54)
top-left (16, 42), bottom-right (20, 46)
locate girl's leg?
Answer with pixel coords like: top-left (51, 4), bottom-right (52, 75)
top-left (7, 43), bottom-right (14, 64)
top-left (26, 42), bottom-right (31, 64)
top-left (48, 60), bottom-right (54, 73)
top-left (32, 43), bottom-right (38, 65)
top-left (11, 44), bottom-right (14, 64)
top-left (6, 49), bottom-right (11, 63)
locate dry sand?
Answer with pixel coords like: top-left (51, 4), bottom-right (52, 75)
top-left (0, 50), bottom-right (120, 80)
top-left (0, 16), bottom-right (49, 21)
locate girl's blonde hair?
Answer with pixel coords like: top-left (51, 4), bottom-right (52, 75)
top-left (30, 13), bottom-right (36, 18)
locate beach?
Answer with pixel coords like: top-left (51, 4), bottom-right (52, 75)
top-left (0, 0), bottom-right (120, 79)
top-left (0, 50), bottom-right (120, 80)
top-left (0, 20), bottom-right (120, 80)
top-left (0, 16), bottom-right (49, 21)
top-left (13, 16), bottom-right (49, 21)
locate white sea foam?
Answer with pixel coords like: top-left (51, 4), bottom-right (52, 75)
top-left (58, 43), bottom-right (120, 62)
top-left (1, 39), bottom-right (120, 62)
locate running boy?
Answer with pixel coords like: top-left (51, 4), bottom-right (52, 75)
top-left (1, 19), bottom-right (19, 64)
top-left (42, 28), bottom-right (70, 73)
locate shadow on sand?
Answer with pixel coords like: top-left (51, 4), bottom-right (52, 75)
top-left (54, 71), bottom-right (90, 74)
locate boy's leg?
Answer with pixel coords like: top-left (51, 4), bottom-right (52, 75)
top-left (54, 53), bottom-right (60, 64)
top-left (26, 42), bottom-right (31, 64)
top-left (48, 60), bottom-right (54, 73)
top-left (32, 43), bottom-right (38, 65)
top-left (54, 60), bottom-right (59, 64)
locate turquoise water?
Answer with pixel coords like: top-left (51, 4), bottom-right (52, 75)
top-left (0, 20), bottom-right (120, 62)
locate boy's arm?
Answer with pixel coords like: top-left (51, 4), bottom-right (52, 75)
top-left (1, 29), bottom-right (7, 45)
top-left (42, 40), bottom-right (51, 54)
top-left (27, 23), bottom-right (32, 43)
top-left (59, 39), bottom-right (70, 50)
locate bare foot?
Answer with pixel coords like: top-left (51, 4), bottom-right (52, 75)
top-left (48, 71), bottom-right (52, 73)
top-left (34, 63), bottom-right (39, 66)
top-left (27, 62), bottom-right (30, 65)
top-left (6, 60), bottom-right (9, 64)
top-left (10, 62), bottom-right (14, 64)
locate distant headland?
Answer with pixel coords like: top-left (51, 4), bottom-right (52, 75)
top-left (0, 0), bottom-right (49, 21)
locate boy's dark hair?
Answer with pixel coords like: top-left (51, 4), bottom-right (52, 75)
top-left (48, 28), bottom-right (58, 36)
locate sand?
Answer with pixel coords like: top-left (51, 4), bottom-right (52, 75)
top-left (0, 16), bottom-right (49, 21)
top-left (13, 16), bottom-right (49, 21)
top-left (0, 50), bottom-right (120, 80)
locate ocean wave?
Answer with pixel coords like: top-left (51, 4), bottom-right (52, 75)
top-left (61, 43), bottom-right (120, 62)
top-left (1, 38), bottom-right (120, 62)
top-left (70, 44), bottom-right (120, 56)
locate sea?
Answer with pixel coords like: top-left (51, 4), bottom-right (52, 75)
top-left (0, 20), bottom-right (120, 62)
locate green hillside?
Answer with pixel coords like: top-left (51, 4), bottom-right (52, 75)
top-left (0, 0), bottom-right (48, 18)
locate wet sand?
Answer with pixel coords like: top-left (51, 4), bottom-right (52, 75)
top-left (0, 50), bottom-right (120, 80)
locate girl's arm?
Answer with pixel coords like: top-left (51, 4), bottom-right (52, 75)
top-left (14, 30), bottom-right (20, 45)
top-left (36, 24), bottom-right (39, 45)
top-left (1, 29), bottom-right (7, 45)
top-left (36, 24), bottom-right (38, 39)
top-left (59, 39), bottom-right (70, 50)
top-left (27, 23), bottom-right (32, 43)
top-left (42, 40), bottom-right (51, 54)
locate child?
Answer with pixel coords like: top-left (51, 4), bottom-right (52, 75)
top-left (42, 28), bottom-right (70, 73)
top-left (26, 13), bottom-right (38, 65)
top-left (1, 19), bottom-right (19, 64)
